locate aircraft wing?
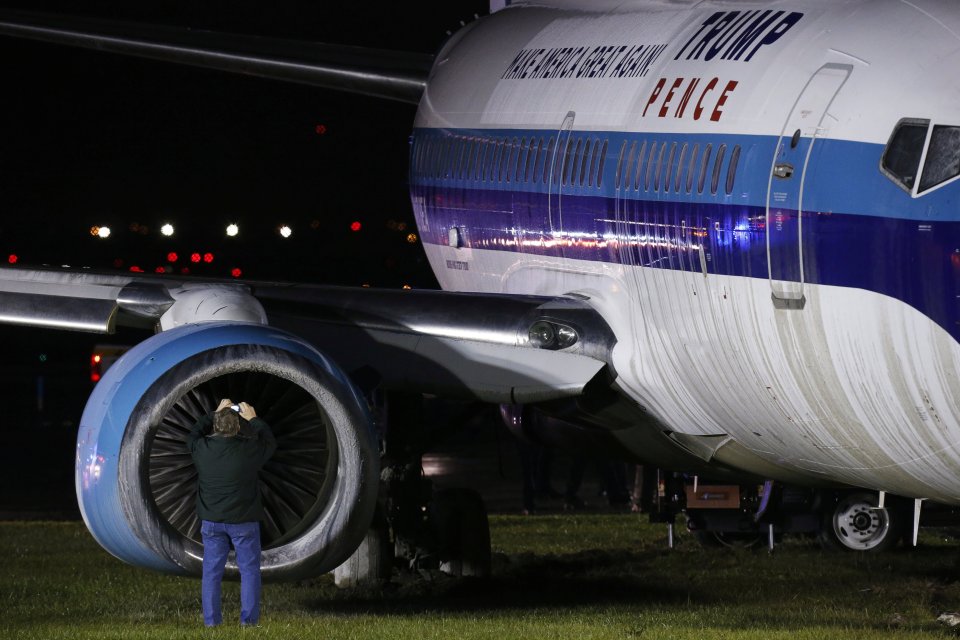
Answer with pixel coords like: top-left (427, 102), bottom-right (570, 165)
top-left (0, 265), bottom-right (615, 404)
top-left (0, 9), bottom-right (432, 103)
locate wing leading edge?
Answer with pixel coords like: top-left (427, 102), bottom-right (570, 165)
top-left (0, 266), bottom-right (615, 404)
top-left (0, 9), bottom-right (433, 103)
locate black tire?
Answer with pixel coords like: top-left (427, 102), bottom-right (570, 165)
top-left (430, 488), bottom-right (491, 577)
top-left (818, 491), bottom-right (904, 552)
top-left (333, 510), bottom-right (393, 588)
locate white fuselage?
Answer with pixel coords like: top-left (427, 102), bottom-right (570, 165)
top-left (410, 0), bottom-right (960, 502)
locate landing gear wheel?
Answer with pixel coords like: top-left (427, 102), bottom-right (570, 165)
top-left (430, 488), bottom-right (491, 577)
top-left (819, 491), bottom-right (903, 552)
top-left (334, 511), bottom-right (393, 588)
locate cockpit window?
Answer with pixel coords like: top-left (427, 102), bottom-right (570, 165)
top-left (919, 125), bottom-right (960, 192)
top-left (881, 119), bottom-right (929, 192)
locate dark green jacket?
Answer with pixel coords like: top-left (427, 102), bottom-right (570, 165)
top-left (187, 413), bottom-right (277, 524)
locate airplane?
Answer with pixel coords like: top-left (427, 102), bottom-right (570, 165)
top-left (0, 0), bottom-right (958, 582)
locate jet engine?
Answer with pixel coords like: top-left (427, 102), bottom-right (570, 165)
top-left (75, 322), bottom-right (379, 581)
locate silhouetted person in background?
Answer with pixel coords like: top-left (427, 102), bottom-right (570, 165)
top-left (187, 399), bottom-right (276, 627)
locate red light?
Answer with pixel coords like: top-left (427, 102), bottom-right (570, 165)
top-left (155, 266), bottom-right (166, 274)
top-left (7, 254), bottom-right (17, 264)
top-left (315, 124), bottom-right (327, 135)
top-left (91, 373), bottom-right (101, 383)
top-left (350, 221), bottom-right (362, 232)
top-left (180, 267), bottom-right (190, 275)
top-left (129, 266), bottom-right (143, 273)
top-left (190, 253), bottom-right (201, 263)
top-left (167, 252), bottom-right (178, 262)
top-left (231, 268), bottom-right (242, 278)
top-left (203, 252), bottom-right (214, 263)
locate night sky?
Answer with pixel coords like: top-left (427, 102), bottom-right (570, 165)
top-left (0, 1), bottom-right (489, 508)
top-left (0, 0), bottom-right (490, 287)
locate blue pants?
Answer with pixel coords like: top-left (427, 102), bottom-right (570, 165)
top-left (200, 520), bottom-right (262, 626)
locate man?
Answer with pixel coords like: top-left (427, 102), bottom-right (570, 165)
top-left (187, 398), bottom-right (276, 627)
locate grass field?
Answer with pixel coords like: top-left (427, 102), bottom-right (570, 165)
top-left (4, 516), bottom-right (960, 639)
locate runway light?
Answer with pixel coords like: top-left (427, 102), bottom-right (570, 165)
top-left (7, 254), bottom-right (17, 264)
top-left (190, 253), bottom-right (201, 263)
top-left (406, 233), bottom-right (418, 243)
top-left (350, 221), bottom-right (362, 232)
top-left (402, 284), bottom-right (412, 290)
top-left (167, 252), bottom-right (178, 262)
top-left (231, 267), bottom-right (242, 278)
top-left (129, 265), bottom-right (143, 273)
top-left (97, 226), bottom-right (111, 239)
top-left (154, 266), bottom-right (166, 274)
top-left (161, 223), bottom-right (175, 237)
top-left (279, 225), bottom-right (293, 238)
top-left (226, 223), bottom-right (239, 237)
top-left (89, 226), bottom-right (100, 237)
top-left (203, 252), bottom-right (214, 263)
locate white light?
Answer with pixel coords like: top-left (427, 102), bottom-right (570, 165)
top-left (226, 223), bottom-right (239, 237)
top-left (279, 225), bottom-right (292, 238)
top-left (161, 223), bottom-right (174, 237)
top-left (97, 226), bottom-right (111, 239)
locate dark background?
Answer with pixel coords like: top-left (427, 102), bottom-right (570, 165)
top-left (0, 1), bottom-right (489, 513)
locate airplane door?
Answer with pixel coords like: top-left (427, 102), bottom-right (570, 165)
top-left (548, 111), bottom-right (575, 238)
top-left (766, 63), bottom-right (852, 304)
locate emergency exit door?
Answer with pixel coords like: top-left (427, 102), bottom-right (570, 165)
top-left (766, 63), bottom-right (852, 304)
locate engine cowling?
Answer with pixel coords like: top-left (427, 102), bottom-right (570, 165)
top-left (75, 322), bottom-right (379, 581)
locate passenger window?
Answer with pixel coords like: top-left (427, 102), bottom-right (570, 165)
top-left (881, 119), bottom-right (929, 191)
top-left (534, 138), bottom-right (546, 183)
top-left (579, 138), bottom-right (593, 186)
top-left (615, 141), bottom-right (628, 189)
top-left (479, 140), bottom-right (490, 181)
top-left (436, 138), bottom-right (448, 179)
top-left (698, 144), bottom-right (712, 194)
top-left (623, 141), bottom-right (637, 191)
top-left (645, 142), bottom-right (657, 191)
top-left (711, 144), bottom-right (727, 195)
top-left (473, 140), bottom-right (485, 181)
top-left (654, 142), bottom-right (667, 192)
top-left (524, 138), bottom-right (536, 182)
top-left (596, 139), bottom-right (608, 187)
top-left (564, 137), bottom-right (582, 186)
top-left (686, 144), bottom-right (699, 193)
top-left (919, 125), bottom-right (960, 192)
top-left (674, 143), bottom-right (688, 192)
top-left (725, 145), bottom-right (741, 194)
top-left (499, 140), bottom-right (511, 182)
top-left (634, 141), bottom-right (647, 191)
top-left (542, 137), bottom-right (555, 184)
top-left (453, 138), bottom-right (467, 178)
top-left (664, 142), bottom-right (677, 193)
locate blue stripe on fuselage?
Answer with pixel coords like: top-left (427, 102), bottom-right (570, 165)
top-left (409, 127), bottom-right (960, 341)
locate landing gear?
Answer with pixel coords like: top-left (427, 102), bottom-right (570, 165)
top-left (431, 487), bottom-right (491, 577)
top-left (334, 393), bottom-right (493, 586)
top-left (333, 510), bottom-right (393, 588)
top-left (819, 491), bottom-right (904, 552)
